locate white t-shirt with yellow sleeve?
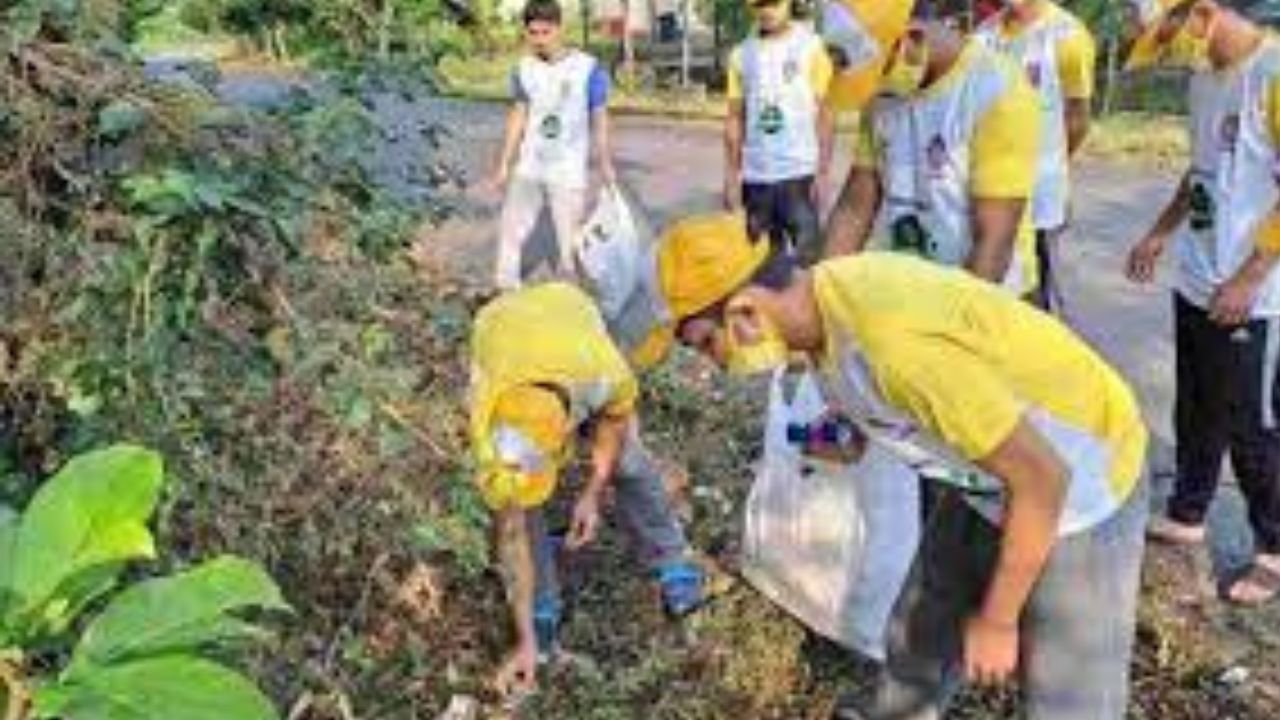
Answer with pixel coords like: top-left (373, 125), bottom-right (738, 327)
top-left (729, 24), bottom-right (834, 183)
top-left (853, 41), bottom-right (1041, 296)
top-left (1180, 37), bottom-right (1280, 317)
top-left (975, 1), bottom-right (1096, 231)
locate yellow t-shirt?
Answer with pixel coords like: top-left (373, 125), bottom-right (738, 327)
top-left (470, 283), bottom-right (639, 507)
top-left (812, 253), bottom-right (1147, 534)
top-left (851, 42), bottom-right (1041, 295)
top-left (1055, 21), bottom-right (1097, 100)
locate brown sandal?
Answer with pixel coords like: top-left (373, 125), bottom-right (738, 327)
top-left (1226, 560), bottom-right (1280, 606)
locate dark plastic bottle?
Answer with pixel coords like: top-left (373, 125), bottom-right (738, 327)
top-left (785, 417), bottom-right (861, 451)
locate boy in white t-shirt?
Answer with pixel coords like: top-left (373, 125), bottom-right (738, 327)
top-left (490, 0), bottom-right (616, 290)
top-left (725, 0), bottom-right (835, 266)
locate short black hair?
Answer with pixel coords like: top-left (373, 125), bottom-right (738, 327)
top-left (523, 0), bottom-right (562, 25)
top-left (751, 249), bottom-right (798, 292)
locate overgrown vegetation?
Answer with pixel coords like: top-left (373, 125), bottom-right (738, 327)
top-left (0, 1), bottom-right (495, 716)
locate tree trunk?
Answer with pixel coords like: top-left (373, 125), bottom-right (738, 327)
top-left (274, 24), bottom-right (289, 61)
top-left (378, 0), bottom-right (395, 60)
top-left (712, 0), bottom-right (722, 77)
top-left (1102, 35), bottom-right (1119, 116)
top-left (622, 0), bottom-right (636, 80)
top-left (581, 0), bottom-right (591, 49)
top-left (680, 0), bottom-right (691, 87)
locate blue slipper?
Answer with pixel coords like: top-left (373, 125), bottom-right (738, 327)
top-left (656, 561), bottom-right (705, 618)
top-left (533, 595), bottom-right (562, 657)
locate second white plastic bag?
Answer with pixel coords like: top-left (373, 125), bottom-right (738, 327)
top-left (741, 370), bottom-right (921, 660)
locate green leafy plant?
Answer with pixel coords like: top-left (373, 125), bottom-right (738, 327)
top-left (0, 444), bottom-right (289, 720)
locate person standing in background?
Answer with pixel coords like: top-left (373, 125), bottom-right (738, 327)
top-left (490, 0), bottom-right (617, 290)
top-left (823, 3), bottom-right (1043, 302)
top-left (974, 0), bottom-right (1096, 313)
top-left (1125, 0), bottom-right (1280, 606)
top-left (725, 0), bottom-right (835, 266)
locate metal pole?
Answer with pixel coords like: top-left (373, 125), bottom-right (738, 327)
top-left (680, 0), bottom-right (692, 87)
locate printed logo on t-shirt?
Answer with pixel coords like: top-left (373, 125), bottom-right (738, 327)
top-left (1219, 114), bottom-right (1241, 154)
top-left (759, 104), bottom-right (786, 135)
top-left (1189, 180), bottom-right (1216, 232)
top-left (540, 114), bottom-right (563, 139)
top-left (926, 134), bottom-right (950, 176)
top-left (1025, 61), bottom-right (1043, 89)
top-left (890, 214), bottom-right (936, 258)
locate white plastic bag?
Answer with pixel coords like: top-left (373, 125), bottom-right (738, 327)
top-left (741, 370), bottom-right (921, 661)
top-left (574, 185), bottom-right (645, 320)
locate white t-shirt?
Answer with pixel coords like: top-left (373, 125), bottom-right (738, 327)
top-left (512, 50), bottom-right (602, 189)
top-left (730, 26), bottom-right (832, 183)
top-left (1179, 38), bottom-right (1280, 317)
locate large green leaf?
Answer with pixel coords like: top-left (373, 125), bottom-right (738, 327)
top-left (36, 562), bottom-right (124, 641)
top-left (69, 556), bottom-right (289, 673)
top-left (31, 656), bottom-right (278, 720)
top-left (6, 445), bottom-right (163, 637)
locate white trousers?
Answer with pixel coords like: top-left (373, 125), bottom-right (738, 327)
top-left (495, 177), bottom-right (587, 290)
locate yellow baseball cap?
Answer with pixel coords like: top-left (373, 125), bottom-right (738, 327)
top-left (656, 213), bottom-right (771, 323)
top-left (1124, 0), bottom-right (1189, 71)
top-left (821, 0), bottom-right (914, 112)
top-left (477, 385), bottom-right (570, 509)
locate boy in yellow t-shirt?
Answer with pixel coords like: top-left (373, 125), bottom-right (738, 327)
top-left (650, 213), bottom-right (1149, 718)
top-left (469, 284), bottom-right (702, 695)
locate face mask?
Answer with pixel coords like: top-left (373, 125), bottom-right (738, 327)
top-left (881, 40), bottom-right (929, 97)
top-left (1161, 15), bottom-right (1213, 70)
top-left (722, 301), bottom-right (790, 376)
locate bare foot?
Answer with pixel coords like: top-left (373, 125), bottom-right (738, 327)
top-left (1147, 516), bottom-right (1206, 545)
top-left (1226, 553), bottom-right (1280, 606)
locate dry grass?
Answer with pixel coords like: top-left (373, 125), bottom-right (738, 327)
top-left (1083, 112), bottom-right (1189, 167)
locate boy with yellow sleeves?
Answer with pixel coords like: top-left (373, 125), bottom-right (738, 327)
top-left (824, 2), bottom-right (1043, 301)
top-left (974, 0), bottom-right (1096, 312)
top-left (1124, 0), bottom-right (1280, 606)
top-left (652, 215), bottom-right (1149, 719)
top-left (469, 283), bottom-right (702, 695)
top-left (725, 0), bottom-right (835, 265)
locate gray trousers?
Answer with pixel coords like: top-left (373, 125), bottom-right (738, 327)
top-left (529, 426), bottom-right (689, 607)
top-left (856, 479), bottom-right (1149, 720)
